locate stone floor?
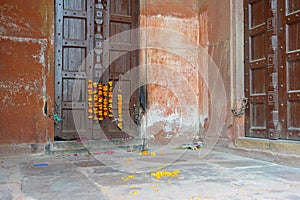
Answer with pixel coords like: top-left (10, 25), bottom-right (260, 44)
top-left (1, 145), bottom-right (300, 200)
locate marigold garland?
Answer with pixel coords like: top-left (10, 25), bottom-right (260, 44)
top-left (88, 80), bottom-right (114, 122)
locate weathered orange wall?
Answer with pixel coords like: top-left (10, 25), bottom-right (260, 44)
top-left (0, 0), bottom-right (54, 144)
top-left (140, 0), bottom-right (234, 142)
top-left (140, 0), bottom-right (204, 142)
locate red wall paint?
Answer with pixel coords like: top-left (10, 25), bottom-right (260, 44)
top-left (0, 0), bottom-right (54, 144)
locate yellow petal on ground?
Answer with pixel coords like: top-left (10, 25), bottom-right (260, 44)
top-left (130, 190), bottom-right (139, 195)
top-left (151, 152), bottom-right (156, 156)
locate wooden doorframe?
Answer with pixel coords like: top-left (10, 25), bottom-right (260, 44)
top-left (230, 0), bottom-right (246, 138)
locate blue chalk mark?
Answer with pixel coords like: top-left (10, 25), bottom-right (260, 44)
top-left (33, 163), bottom-right (48, 167)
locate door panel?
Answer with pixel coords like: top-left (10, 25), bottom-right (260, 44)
top-left (250, 0), bottom-right (266, 27)
top-left (111, 0), bottom-right (131, 15)
top-left (245, 0), bottom-right (300, 141)
top-left (287, 0), bottom-right (300, 13)
top-left (245, 0), bottom-right (270, 139)
top-left (55, 0), bottom-right (94, 140)
top-left (278, 0), bottom-right (300, 140)
top-left (251, 34), bottom-right (266, 60)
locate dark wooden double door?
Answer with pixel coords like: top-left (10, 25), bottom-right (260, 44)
top-left (244, 0), bottom-right (300, 140)
top-left (54, 0), bottom-right (139, 140)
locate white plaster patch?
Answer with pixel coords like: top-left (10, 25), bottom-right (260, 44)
top-left (146, 103), bottom-right (199, 136)
top-left (0, 35), bottom-right (47, 44)
top-left (0, 79), bottom-right (41, 107)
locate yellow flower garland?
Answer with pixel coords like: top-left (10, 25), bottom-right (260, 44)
top-left (88, 80), bottom-right (114, 122)
top-left (87, 80), bottom-right (93, 119)
top-left (117, 89), bottom-right (123, 129)
top-left (98, 83), bottom-right (103, 121)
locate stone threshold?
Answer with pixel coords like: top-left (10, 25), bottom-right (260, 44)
top-left (214, 137), bottom-right (300, 168)
top-left (0, 138), bottom-right (146, 155)
top-left (46, 138), bottom-right (146, 154)
top-left (235, 137), bottom-right (300, 155)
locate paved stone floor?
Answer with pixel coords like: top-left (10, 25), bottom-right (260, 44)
top-left (1, 146), bottom-right (300, 200)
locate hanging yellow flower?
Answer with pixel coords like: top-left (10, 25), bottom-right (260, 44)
top-left (117, 91), bottom-right (123, 129)
top-left (103, 85), bottom-right (108, 118)
top-left (93, 82), bottom-right (99, 120)
top-left (87, 80), bottom-right (93, 119)
top-left (98, 83), bottom-right (103, 121)
top-left (108, 81), bottom-right (113, 118)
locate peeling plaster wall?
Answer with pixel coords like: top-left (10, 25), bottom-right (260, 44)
top-left (141, 0), bottom-right (238, 142)
top-left (140, 0), bottom-right (208, 142)
top-left (0, 0), bottom-right (54, 144)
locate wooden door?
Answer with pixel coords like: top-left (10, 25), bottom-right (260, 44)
top-left (55, 0), bottom-right (140, 140)
top-left (245, 0), bottom-right (300, 141)
top-left (54, 0), bottom-right (94, 140)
